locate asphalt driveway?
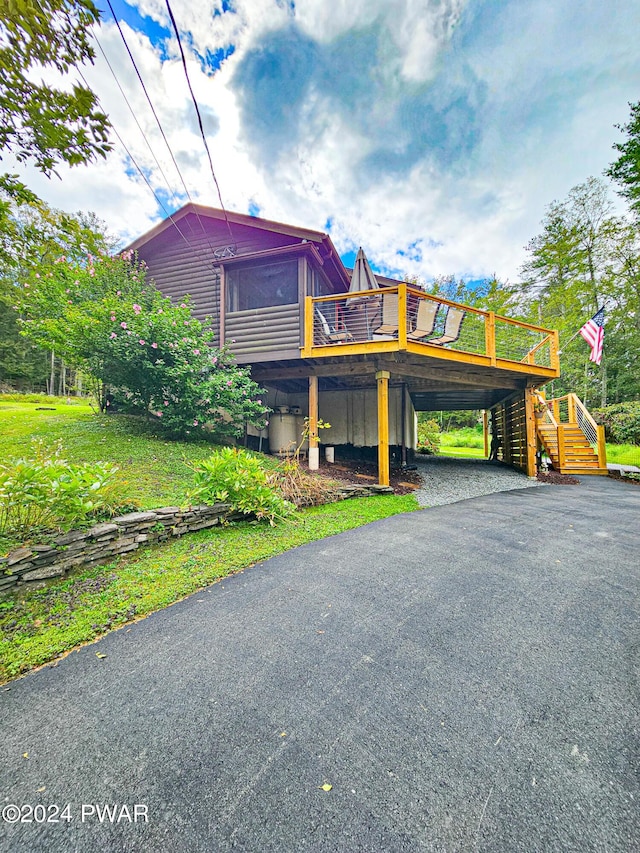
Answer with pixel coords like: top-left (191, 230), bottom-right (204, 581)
top-left (1, 476), bottom-right (638, 852)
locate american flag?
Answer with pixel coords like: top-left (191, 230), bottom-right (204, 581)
top-left (579, 307), bottom-right (605, 366)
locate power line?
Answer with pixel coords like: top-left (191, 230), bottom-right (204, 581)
top-left (163, 0), bottom-right (235, 248)
top-left (104, 0), bottom-right (214, 245)
top-left (92, 31), bottom-right (184, 212)
top-left (77, 69), bottom-right (192, 248)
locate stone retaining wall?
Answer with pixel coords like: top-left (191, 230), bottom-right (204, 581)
top-left (0, 484), bottom-right (392, 595)
top-left (0, 504), bottom-right (230, 595)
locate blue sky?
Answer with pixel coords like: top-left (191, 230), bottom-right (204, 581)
top-left (15, 0), bottom-right (640, 282)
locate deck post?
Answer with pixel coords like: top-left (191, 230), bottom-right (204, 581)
top-left (482, 409), bottom-right (489, 458)
top-left (557, 424), bottom-right (566, 473)
top-left (524, 386), bottom-right (538, 477)
top-left (303, 296), bottom-right (314, 356)
top-left (376, 370), bottom-right (390, 487)
top-left (218, 266), bottom-right (226, 345)
top-left (485, 311), bottom-right (497, 366)
top-left (308, 374), bottom-right (319, 470)
top-left (596, 424), bottom-right (607, 469)
top-left (398, 285), bottom-right (408, 349)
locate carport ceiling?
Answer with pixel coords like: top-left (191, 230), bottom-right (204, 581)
top-left (409, 388), bottom-right (517, 412)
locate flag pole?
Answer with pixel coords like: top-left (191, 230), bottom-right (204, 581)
top-left (557, 327), bottom-right (583, 353)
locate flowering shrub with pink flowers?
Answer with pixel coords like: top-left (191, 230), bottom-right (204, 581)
top-left (18, 251), bottom-right (268, 439)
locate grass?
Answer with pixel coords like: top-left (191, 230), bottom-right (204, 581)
top-left (0, 397), bottom-right (239, 511)
top-left (436, 426), bottom-right (640, 467)
top-left (0, 494), bottom-right (418, 683)
top-left (605, 443), bottom-right (640, 467)
top-left (438, 427), bottom-right (485, 458)
top-left (438, 445), bottom-right (486, 459)
top-left (0, 394), bottom-right (419, 682)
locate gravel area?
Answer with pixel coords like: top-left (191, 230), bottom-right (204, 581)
top-left (413, 454), bottom-right (544, 506)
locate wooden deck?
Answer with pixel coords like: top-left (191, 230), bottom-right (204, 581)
top-left (303, 285), bottom-right (559, 380)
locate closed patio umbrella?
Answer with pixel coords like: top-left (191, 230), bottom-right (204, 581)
top-left (345, 247), bottom-right (380, 306)
top-left (345, 247), bottom-right (381, 339)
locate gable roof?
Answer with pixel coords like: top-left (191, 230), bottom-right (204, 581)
top-left (125, 202), bottom-right (350, 289)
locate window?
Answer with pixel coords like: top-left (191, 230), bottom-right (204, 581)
top-left (227, 260), bottom-right (299, 311)
top-left (308, 264), bottom-right (334, 297)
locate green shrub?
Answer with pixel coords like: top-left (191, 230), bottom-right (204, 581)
top-left (188, 447), bottom-right (294, 525)
top-left (592, 402), bottom-right (640, 445)
top-left (0, 442), bottom-right (134, 537)
top-left (417, 418), bottom-right (441, 454)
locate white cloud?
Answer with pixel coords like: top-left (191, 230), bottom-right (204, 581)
top-left (6, 0), bottom-right (639, 282)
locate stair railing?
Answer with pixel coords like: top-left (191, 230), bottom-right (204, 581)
top-left (546, 393), bottom-right (607, 469)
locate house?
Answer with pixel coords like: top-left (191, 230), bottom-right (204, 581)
top-left (126, 204), bottom-right (606, 482)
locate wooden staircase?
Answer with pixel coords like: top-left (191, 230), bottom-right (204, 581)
top-left (535, 393), bottom-right (608, 476)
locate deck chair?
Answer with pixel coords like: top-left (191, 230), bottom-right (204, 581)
top-left (427, 306), bottom-right (465, 346)
top-left (407, 299), bottom-right (440, 340)
top-left (315, 307), bottom-right (353, 344)
top-left (373, 292), bottom-right (399, 336)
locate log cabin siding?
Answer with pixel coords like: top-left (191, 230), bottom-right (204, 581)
top-left (137, 213), bottom-right (308, 331)
top-left (226, 304), bottom-right (301, 362)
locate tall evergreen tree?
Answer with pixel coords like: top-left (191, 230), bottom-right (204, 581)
top-left (607, 101), bottom-right (640, 219)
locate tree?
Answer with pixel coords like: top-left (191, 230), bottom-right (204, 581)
top-left (0, 0), bottom-right (111, 195)
top-left (19, 251), bottom-right (269, 438)
top-left (0, 194), bottom-right (116, 392)
top-left (517, 177), bottom-right (639, 406)
top-left (607, 101), bottom-right (640, 218)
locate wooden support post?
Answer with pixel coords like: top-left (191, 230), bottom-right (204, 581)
top-left (485, 311), bottom-right (497, 366)
top-left (524, 387), bottom-right (537, 477)
top-left (218, 266), bottom-right (226, 345)
top-left (482, 409), bottom-right (489, 458)
top-left (551, 330), bottom-right (560, 372)
top-left (376, 370), bottom-right (390, 487)
top-left (398, 285), bottom-right (408, 349)
top-left (597, 425), bottom-right (607, 469)
top-left (308, 375), bottom-right (319, 470)
top-left (303, 296), bottom-right (314, 356)
top-left (557, 424), bottom-right (566, 473)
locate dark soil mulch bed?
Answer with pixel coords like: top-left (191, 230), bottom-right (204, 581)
top-left (536, 471), bottom-right (580, 485)
top-left (608, 470), bottom-right (640, 486)
top-left (311, 459), bottom-right (423, 495)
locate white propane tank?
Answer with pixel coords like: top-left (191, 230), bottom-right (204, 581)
top-left (268, 410), bottom-right (297, 456)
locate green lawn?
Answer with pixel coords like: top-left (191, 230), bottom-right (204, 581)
top-left (605, 443), bottom-right (640, 467)
top-left (0, 397), bottom-right (236, 509)
top-left (0, 395), bottom-right (420, 682)
top-left (436, 425), bottom-right (640, 467)
top-left (438, 427), bottom-right (485, 458)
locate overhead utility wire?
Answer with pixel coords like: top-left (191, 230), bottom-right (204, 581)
top-left (77, 69), bottom-right (192, 248)
top-left (92, 32), bottom-right (184, 212)
top-left (104, 0), bottom-right (212, 243)
top-left (163, 0), bottom-right (235, 248)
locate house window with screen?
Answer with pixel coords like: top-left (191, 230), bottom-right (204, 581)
top-left (227, 260), bottom-right (299, 311)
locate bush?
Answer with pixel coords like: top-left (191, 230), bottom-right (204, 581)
top-left (269, 460), bottom-right (342, 508)
top-left (592, 402), bottom-right (640, 445)
top-left (19, 252), bottom-right (269, 440)
top-left (417, 418), bottom-right (441, 454)
top-left (188, 447), bottom-right (294, 525)
top-left (0, 442), bottom-right (134, 537)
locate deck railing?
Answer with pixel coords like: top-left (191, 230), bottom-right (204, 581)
top-left (303, 285), bottom-right (559, 374)
top-left (548, 393), bottom-right (606, 460)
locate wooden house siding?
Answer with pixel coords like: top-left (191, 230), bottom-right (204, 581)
top-left (134, 212), bottom-right (311, 332)
top-left (226, 304), bottom-right (301, 362)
